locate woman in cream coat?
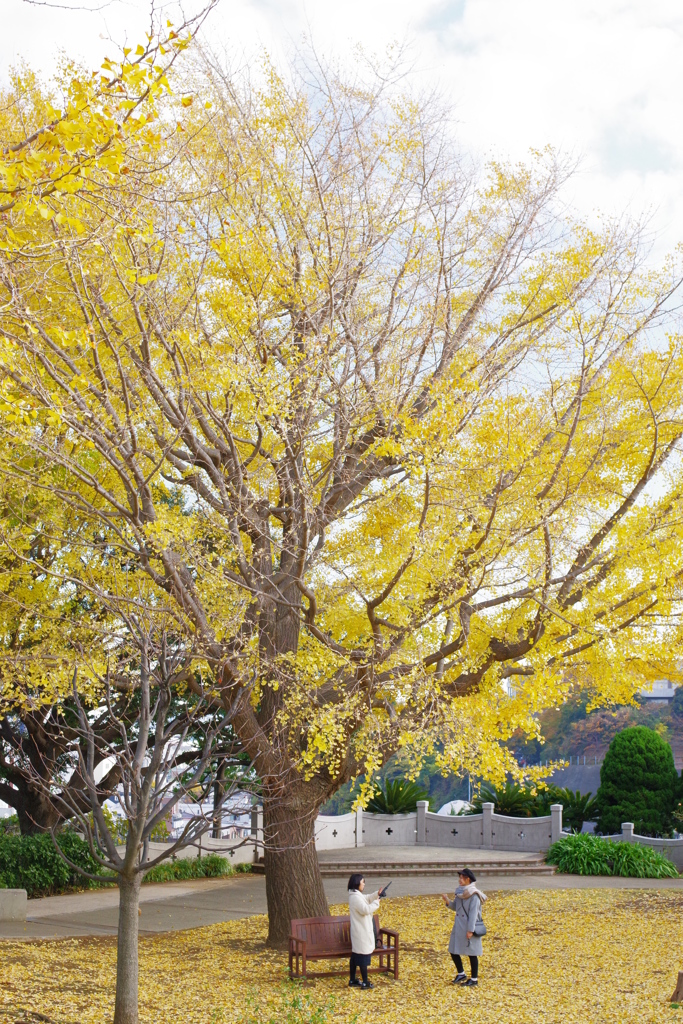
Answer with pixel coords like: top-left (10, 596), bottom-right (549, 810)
top-left (347, 873), bottom-right (381, 990)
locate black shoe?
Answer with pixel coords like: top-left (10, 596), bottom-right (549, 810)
top-left (360, 981), bottom-right (374, 990)
top-left (348, 979), bottom-right (362, 987)
top-left (452, 973), bottom-right (467, 984)
top-left (463, 978), bottom-right (478, 987)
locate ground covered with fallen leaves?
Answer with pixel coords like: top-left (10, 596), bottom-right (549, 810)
top-left (2, 890), bottom-right (683, 1023)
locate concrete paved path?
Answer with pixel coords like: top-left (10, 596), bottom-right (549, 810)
top-left (2, 869), bottom-right (682, 941)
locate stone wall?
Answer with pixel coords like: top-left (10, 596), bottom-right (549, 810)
top-left (361, 811), bottom-right (419, 846)
top-left (315, 811), bottom-right (359, 850)
top-left (422, 809), bottom-right (484, 848)
top-left (544, 764), bottom-right (602, 795)
top-left (142, 806), bottom-right (683, 870)
top-left (419, 802), bottom-right (563, 852)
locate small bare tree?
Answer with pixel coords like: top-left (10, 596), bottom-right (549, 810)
top-left (36, 623), bottom-right (250, 1024)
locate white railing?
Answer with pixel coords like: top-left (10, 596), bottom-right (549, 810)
top-left (249, 801), bottom-right (563, 854)
top-left (149, 805), bottom-right (683, 870)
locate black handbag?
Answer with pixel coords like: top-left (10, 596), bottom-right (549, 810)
top-left (457, 891), bottom-right (487, 937)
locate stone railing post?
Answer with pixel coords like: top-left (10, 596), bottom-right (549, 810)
top-left (550, 803), bottom-right (563, 844)
top-left (482, 802), bottom-right (494, 848)
top-left (621, 822), bottom-right (635, 842)
top-left (251, 803), bottom-right (263, 862)
top-left (355, 806), bottom-right (364, 848)
top-left (416, 800), bottom-right (428, 844)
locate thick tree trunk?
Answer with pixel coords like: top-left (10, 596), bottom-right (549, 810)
top-left (263, 797), bottom-right (329, 946)
top-left (15, 788), bottom-right (61, 835)
top-left (114, 873), bottom-right (142, 1024)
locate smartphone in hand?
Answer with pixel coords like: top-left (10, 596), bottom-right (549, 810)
top-left (379, 881), bottom-right (392, 898)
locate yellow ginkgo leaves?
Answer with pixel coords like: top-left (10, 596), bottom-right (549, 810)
top-left (1, 891), bottom-right (682, 1024)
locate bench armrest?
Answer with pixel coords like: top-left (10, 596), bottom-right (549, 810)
top-left (289, 936), bottom-right (307, 953)
top-left (378, 927), bottom-right (399, 942)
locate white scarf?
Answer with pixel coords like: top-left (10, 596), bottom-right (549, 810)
top-left (457, 882), bottom-right (487, 903)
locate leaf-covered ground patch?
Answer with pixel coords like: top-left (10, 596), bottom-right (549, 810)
top-left (2, 890), bottom-right (683, 1023)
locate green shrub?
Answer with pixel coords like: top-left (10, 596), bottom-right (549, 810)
top-left (596, 726), bottom-right (678, 835)
top-left (143, 853), bottom-right (237, 884)
top-left (105, 810), bottom-right (170, 844)
top-left (237, 989), bottom-right (356, 1024)
top-left (608, 841), bottom-right (679, 878)
top-left (675, 799), bottom-right (683, 832)
top-left (0, 831), bottom-right (250, 895)
top-left (546, 833), bottom-right (612, 875)
top-left (547, 787), bottom-right (599, 832)
top-left (671, 685), bottom-right (683, 720)
top-left (469, 781), bottom-right (535, 817)
top-left (547, 832), bottom-right (679, 878)
top-left (466, 781), bottom-right (599, 830)
top-left (366, 778), bottom-right (430, 814)
top-left (0, 831), bottom-right (107, 896)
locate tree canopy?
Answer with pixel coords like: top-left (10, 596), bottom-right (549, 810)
top-left (2, 46), bottom-right (683, 940)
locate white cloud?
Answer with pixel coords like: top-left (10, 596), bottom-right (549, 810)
top-left (4, 0), bottom-right (683, 256)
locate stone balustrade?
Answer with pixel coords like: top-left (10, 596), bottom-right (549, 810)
top-left (128, 804), bottom-right (683, 869)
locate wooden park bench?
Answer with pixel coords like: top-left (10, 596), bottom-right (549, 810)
top-left (288, 914), bottom-right (399, 981)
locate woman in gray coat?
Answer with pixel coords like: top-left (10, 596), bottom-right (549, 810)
top-left (441, 868), bottom-right (486, 986)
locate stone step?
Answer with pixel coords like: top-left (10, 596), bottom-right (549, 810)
top-left (318, 854), bottom-right (548, 867)
top-left (318, 863), bottom-right (556, 877)
top-left (251, 855), bottom-right (556, 877)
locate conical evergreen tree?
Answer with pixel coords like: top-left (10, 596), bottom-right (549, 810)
top-left (597, 726), bottom-right (678, 836)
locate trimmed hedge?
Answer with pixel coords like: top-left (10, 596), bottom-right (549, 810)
top-left (546, 832), bottom-right (679, 878)
top-left (0, 831), bottom-right (106, 897)
top-left (143, 854), bottom-right (250, 883)
top-left (0, 830), bottom-right (250, 896)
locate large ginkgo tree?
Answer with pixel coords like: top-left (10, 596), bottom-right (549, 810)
top-left (2, 47), bottom-right (683, 944)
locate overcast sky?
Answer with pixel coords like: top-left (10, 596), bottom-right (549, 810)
top-left (5, 0), bottom-right (683, 260)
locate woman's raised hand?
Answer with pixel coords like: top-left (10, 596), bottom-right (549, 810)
top-left (441, 893), bottom-right (450, 904)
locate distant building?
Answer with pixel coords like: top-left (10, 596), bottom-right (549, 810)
top-left (638, 680), bottom-right (679, 703)
top-left (170, 790), bottom-right (252, 839)
top-left (504, 677), bottom-right (680, 703)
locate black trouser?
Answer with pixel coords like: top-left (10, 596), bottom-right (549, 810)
top-left (350, 952), bottom-right (371, 984)
top-left (451, 952), bottom-right (478, 979)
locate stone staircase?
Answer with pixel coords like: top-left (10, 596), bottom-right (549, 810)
top-left (315, 854), bottom-right (556, 877)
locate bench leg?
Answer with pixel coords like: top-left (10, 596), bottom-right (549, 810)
top-left (289, 946), bottom-right (302, 980)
